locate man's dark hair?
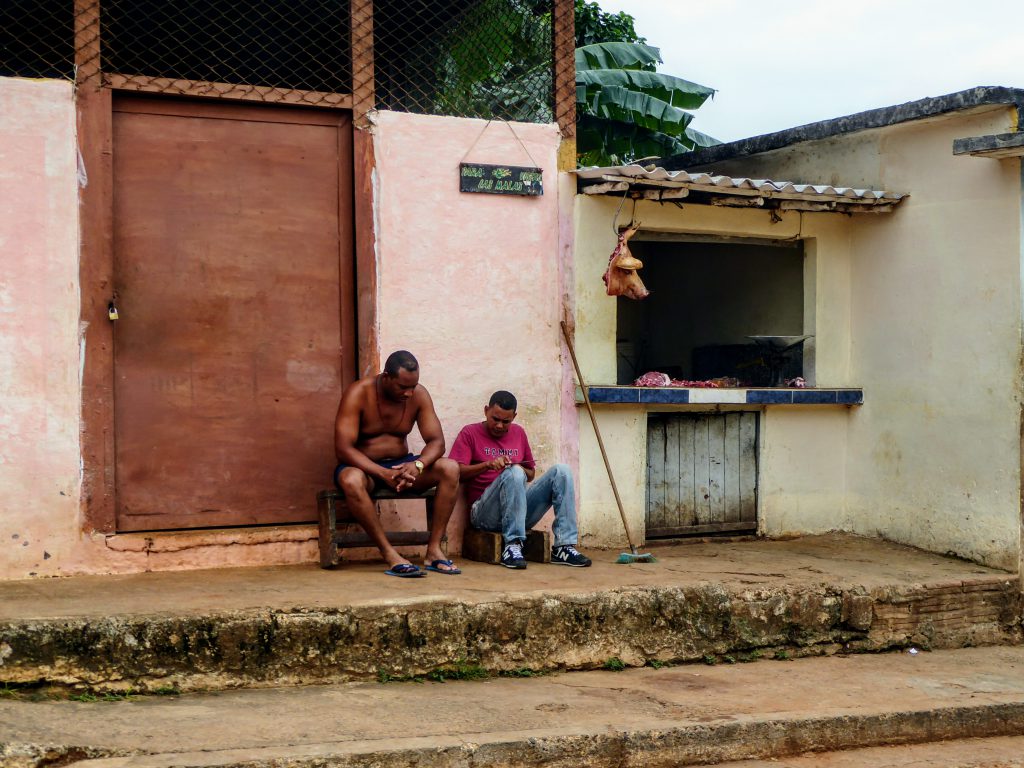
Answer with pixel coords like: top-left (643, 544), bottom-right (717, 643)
top-left (488, 390), bottom-right (517, 411)
top-left (384, 350), bottom-right (419, 376)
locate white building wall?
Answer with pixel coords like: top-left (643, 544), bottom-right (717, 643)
top-left (573, 197), bottom-right (856, 548)
top-left (707, 107), bottom-right (1023, 568)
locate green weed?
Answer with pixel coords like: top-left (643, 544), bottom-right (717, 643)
top-left (603, 657), bottom-right (626, 672)
top-left (375, 669), bottom-right (422, 684)
top-left (378, 659), bottom-right (490, 684)
top-left (702, 654), bottom-right (717, 666)
top-left (101, 691), bottom-right (133, 702)
top-left (427, 660), bottom-right (489, 682)
top-left (69, 690), bottom-right (134, 702)
top-left (499, 668), bottom-right (546, 678)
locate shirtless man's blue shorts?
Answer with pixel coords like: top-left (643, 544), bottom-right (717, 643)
top-left (334, 454), bottom-right (420, 491)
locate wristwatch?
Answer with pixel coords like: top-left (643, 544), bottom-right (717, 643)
top-left (413, 460), bottom-right (425, 474)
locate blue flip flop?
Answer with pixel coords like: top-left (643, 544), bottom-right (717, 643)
top-left (425, 559), bottom-right (462, 575)
top-left (385, 563), bottom-right (426, 578)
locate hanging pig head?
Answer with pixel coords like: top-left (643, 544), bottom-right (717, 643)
top-left (602, 223), bottom-right (649, 300)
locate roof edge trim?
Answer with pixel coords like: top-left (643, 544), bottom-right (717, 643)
top-left (664, 86), bottom-right (1024, 170)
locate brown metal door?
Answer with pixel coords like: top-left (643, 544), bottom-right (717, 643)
top-left (111, 96), bottom-right (353, 531)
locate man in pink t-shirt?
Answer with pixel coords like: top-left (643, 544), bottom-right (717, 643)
top-left (449, 391), bottom-right (591, 569)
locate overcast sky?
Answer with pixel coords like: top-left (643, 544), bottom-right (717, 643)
top-left (593, 0), bottom-right (1024, 143)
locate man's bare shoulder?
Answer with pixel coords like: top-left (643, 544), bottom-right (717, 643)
top-left (411, 383), bottom-right (436, 410)
top-left (340, 376), bottom-right (373, 404)
top-left (336, 378), bottom-right (374, 427)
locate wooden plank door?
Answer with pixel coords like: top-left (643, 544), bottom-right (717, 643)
top-left (111, 96), bottom-right (354, 531)
top-left (646, 412), bottom-right (758, 537)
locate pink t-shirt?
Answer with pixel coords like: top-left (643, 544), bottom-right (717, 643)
top-left (448, 422), bottom-right (536, 504)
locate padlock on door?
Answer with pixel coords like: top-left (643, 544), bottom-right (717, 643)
top-left (108, 301), bottom-right (119, 321)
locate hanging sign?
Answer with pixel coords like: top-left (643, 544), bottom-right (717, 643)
top-left (460, 163), bottom-right (543, 196)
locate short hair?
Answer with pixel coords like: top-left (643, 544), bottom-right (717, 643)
top-left (488, 390), bottom-right (517, 411)
top-left (384, 350), bottom-right (419, 376)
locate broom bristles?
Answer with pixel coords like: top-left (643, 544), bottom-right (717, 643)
top-left (616, 552), bottom-right (657, 564)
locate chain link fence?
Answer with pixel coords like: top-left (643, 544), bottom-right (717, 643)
top-left (0, 0), bottom-right (76, 80)
top-left (1, 0), bottom-right (559, 123)
top-left (102, 0), bottom-right (351, 97)
top-left (373, 0), bottom-right (553, 122)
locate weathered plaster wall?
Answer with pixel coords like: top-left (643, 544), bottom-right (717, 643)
top-left (0, 78), bottom-right (334, 580)
top-left (704, 107), bottom-right (1023, 569)
top-left (759, 408), bottom-right (851, 535)
top-left (372, 111), bottom-right (564, 546)
top-left (846, 112), bottom-right (1021, 569)
top-left (0, 78), bottom-right (82, 577)
top-left (0, 87), bottom-right (567, 579)
top-left (573, 197), bottom-right (856, 547)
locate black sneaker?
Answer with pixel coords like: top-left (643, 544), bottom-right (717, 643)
top-left (551, 545), bottom-right (592, 567)
top-left (501, 541), bottom-right (527, 569)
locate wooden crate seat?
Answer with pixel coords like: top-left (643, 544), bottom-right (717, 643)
top-left (462, 527), bottom-right (551, 564)
top-left (317, 487), bottom-right (440, 569)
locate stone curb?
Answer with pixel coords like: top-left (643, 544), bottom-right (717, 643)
top-left (23, 701), bottom-right (1024, 768)
top-left (1, 578), bottom-right (1019, 692)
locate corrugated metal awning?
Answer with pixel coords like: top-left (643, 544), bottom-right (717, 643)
top-left (573, 164), bottom-right (907, 213)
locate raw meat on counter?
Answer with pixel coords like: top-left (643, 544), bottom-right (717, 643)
top-left (633, 371), bottom-right (744, 388)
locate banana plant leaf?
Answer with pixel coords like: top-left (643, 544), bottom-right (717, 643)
top-left (683, 125), bottom-right (719, 148)
top-left (581, 84), bottom-right (695, 137)
top-left (575, 41), bottom-right (661, 72)
top-left (577, 114), bottom-right (717, 167)
top-left (576, 68), bottom-right (714, 110)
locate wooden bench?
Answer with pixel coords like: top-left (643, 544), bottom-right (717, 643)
top-left (462, 527), bottom-right (551, 564)
top-left (317, 487), bottom-right (441, 569)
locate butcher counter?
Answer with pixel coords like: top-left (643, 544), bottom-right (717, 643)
top-left (576, 386), bottom-right (863, 406)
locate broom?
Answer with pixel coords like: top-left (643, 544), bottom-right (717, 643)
top-left (561, 321), bottom-right (656, 564)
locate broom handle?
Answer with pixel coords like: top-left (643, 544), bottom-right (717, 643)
top-left (560, 320), bottom-right (639, 553)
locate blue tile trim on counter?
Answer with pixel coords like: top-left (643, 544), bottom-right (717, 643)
top-left (746, 390), bottom-right (793, 404)
top-left (639, 388), bottom-right (690, 404)
top-left (836, 389), bottom-right (864, 405)
top-left (584, 387), bottom-right (863, 405)
top-left (792, 390), bottom-right (837, 404)
top-left (587, 386), bottom-right (639, 403)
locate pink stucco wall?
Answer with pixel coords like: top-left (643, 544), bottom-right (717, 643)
top-left (0, 95), bottom-right (569, 580)
top-left (372, 111), bottom-right (566, 546)
top-left (0, 78), bottom-right (82, 578)
top-left (0, 81), bottom-right (330, 578)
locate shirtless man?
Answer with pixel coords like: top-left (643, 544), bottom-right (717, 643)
top-left (334, 350), bottom-right (461, 577)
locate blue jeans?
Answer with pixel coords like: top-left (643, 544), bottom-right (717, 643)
top-left (470, 464), bottom-right (578, 547)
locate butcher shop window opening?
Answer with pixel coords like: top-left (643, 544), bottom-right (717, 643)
top-left (615, 234), bottom-right (809, 388)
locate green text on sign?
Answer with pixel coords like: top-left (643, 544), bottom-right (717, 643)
top-left (460, 163), bottom-right (543, 196)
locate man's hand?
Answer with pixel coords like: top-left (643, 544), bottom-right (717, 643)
top-left (384, 463), bottom-right (420, 492)
top-left (487, 456), bottom-right (511, 472)
top-left (377, 467), bottom-right (404, 491)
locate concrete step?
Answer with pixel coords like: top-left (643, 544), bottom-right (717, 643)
top-left (704, 736), bottom-right (1024, 767)
top-left (2, 647), bottom-right (1024, 767)
top-left (0, 534), bottom-right (1020, 693)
